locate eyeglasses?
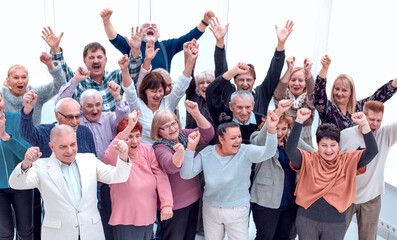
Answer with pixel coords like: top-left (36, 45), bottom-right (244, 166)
top-left (143, 23), bottom-right (157, 28)
top-left (160, 121), bottom-right (178, 131)
top-left (57, 111), bottom-right (82, 121)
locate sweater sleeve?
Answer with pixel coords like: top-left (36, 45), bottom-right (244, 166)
top-left (122, 82), bottom-right (140, 112)
top-left (314, 75), bottom-right (332, 120)
top-left (109, 34), bottom-right (131, 55)
top-left (162, 27), bottom-right (204, 57)
top-left (19, 108), bottom-right (41, 147)
top-left (285, 121), bottom-right (303, 169)
top-left (153, 144), bottom-right (181, 175)
top-left (34, 61), bottom-right (66, 105)
top-left (164, 74), bottom-right (191, 111)
top-left (357, 132), bottom-right (379, 169)
top-left (246, 132), bottom-right (277, 163)
top-left (273, 81), bottom-right (288, 102)
top-left (54, 80), bottom-right (78, 105)
top-left (205, 75), bottom-right (234, 125)
top-left (180, 149), bottom-right (203, 179)
top-left (50, 49), bottom-right (75, 82)
top-left (214, 46), bottom-right (228, 78)
top-left (356, 80), bottom-right (397, 111)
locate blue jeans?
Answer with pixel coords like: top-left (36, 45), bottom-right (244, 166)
top-left (0, 188), bottom-right (33, 240)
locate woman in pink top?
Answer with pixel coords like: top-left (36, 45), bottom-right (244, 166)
top-left (151, 100), bottom-right (215, 240)
top-left (103, 111), bottom-right (173, 240)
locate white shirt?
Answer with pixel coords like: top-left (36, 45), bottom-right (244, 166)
top-left (59, 160), bottom-right (82, 208)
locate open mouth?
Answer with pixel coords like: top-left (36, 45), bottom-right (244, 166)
top-left (146, 29), bottom-right (154, 36)
top-left (17, 86), bottom-right (24, 90)
top-left (130, 145), bottom-right (138, 149)
top-left (92, 64), bottom-right (101, 70)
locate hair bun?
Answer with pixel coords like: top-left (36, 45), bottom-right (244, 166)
top-left (219, 112), bottom-right (232, 124)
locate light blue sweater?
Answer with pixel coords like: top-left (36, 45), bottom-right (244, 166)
top-left (180, 133), bottom-right (277, 208)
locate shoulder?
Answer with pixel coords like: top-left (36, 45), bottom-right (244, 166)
top-left (5, 112), bottom-right (21, 120)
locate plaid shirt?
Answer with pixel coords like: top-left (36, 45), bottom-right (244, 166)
top-left (51, 49), bottom-right (141, 112)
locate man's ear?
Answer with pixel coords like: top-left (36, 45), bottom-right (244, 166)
top-left (49, 142), bottom-right (54, 152)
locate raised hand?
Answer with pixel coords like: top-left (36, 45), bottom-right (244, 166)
top-left (127, 110), bottom-right (140, 128)
top-left (184, 100), bottom-right (199, 116)
top-left (184, 39), bottom-right (199, 61)
top-left (23, 90), bottom-right (38, 115)
top-left (72, 66), bottom-right (90, 83)
top-left (118, 54), bottom-right (129, 71)
top-left (39, 52), bottom-right (55, 70)
top-left (303, 58), bottom-right (313, 78)
top-left (22, 147), bottom-right (42, 170)
top-left (275, 20), bottom-right (294, 45)
top-left (203, 10), bottom-right (215, 24)
top-left (41, 26), bottom-right (64, 53)
top-left (107, 81), bottom-right (121, 100)
top-left (145, 39), bottom-right (160, 61)
top-left (172, 143), bottom-right (185, 168)
top-left (321, 54), bottom-right (331, 69)
top-left (113, 139), bottom-right (129, 162)
top-left (160, 206), bottom-right (173, 221)
top-left (100, 8), bottom-right (113, 24)
top-left (187, 131), bottom-right (201, 151)
top-left (286, 56), bottom-right (295, 70)
top-left (209, 16), bottom-right (229, 42)
top-left (351, 112), bottom-right (368, 126)
top-left (124, 26), bottom-right (143, 51)
top-left (296, 108), bottom-right (312, 124)
top-left (266, 110), bottom-right (279, 130)
top-left (276, 100), bottom-right (293, 116)
top-left (173, 143), bottom-right (185, 157)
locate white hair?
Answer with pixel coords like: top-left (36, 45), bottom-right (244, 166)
top-left (50, 124), bottom-right (76, 144)
top-left (80, 89), bottom-right (102, 106)
top-left (230, 90), bottom-right (254, 107)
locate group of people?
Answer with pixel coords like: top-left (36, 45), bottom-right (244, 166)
top-left (1, 7), bottom-right (396, 240)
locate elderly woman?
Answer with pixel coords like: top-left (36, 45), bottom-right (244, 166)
top-left (2, 52), bottom-right (65, 125)
top-left (121, 40), bottom-right (198, 145)
top-left (151, 100), bottom-right (214, 240)
top-left (180, 111), bottom-right (278, 240)
top-left (314, 54), bottom-right (397, 131)
top-left (103, 111), bottom-right (173, 240)
top-left (250, 100), bottom-right (314, 240)
top-left (274, 57), bottom-right (315, 146)
top-left (185, 70), bottom-right (215, 129)
top-left (285, 108), bottom-right (378, 240)
top-left (0, 92), bottom-right (32, 239)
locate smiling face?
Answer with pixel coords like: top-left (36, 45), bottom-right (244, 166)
top-left (332, 80), bottom-right (351, 107)
top-left (158, 118), bottom-right (180, 142)
top-left (145, 87), bottom-right (164, 110)
top-left (234, 73), bottom-right (255, 92)
top-left (318, 137), bottom-right (339, 161)
top-left (81, 94), bottom-right (102, 123)
top-left (49, 131), bottom-right (78, 165)
top-left (198, 79), bottom-right (212, 100)
top-left (218, 127), bottom-right (243, 155)
top-left (365, 109), bottom-right (383, 135)
top-left (127, 130), bottom-right (142, 154)
top-left (288, 70), bottom-right (306, 97)
top-left (277, 120), bottom-right (289, 144)
top-left (142, 22), bottom-right (160, 42)
top-left (6, 67), bottom-right (29, 97)
top-left (55, 99), bottom-right (81, 132)
top-left (229, 96), bottom-right (254, 124)
top-left (83, 49), bottom-right (107, 81)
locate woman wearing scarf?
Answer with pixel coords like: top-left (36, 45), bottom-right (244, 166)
top-left (273, 57), bottom-right (315, 146)
top-left (151, 100), bottom-right (214, 240)
top-left (285, 108), bottom-right (378, 240)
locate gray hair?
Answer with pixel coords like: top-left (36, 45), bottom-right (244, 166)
top-left (80, 89), bottom-right (102, 106)
top-left (230, 90), bottom-right (254, 107)
top-left (195, 70), bottom-right (215, 95)
top-left (50, 124), bottom-right (76, 144)
top-left (153, 68), bottom-right (172, 82)
top-left (55, 98), bottom-right (80, 112)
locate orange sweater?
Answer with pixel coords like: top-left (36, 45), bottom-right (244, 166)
top-left (290, 149), bottom-right (365, 213)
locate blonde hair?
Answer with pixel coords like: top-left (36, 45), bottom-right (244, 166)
top-left (150, 110), bottom-right (180, 141)
top-left (330, 74), bottom-right (357, 114)
top-left (5, 64), bottom-right (28, 87)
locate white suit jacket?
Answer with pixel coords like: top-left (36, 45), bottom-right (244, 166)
top-left (9, 152), bottom-right (132, 240)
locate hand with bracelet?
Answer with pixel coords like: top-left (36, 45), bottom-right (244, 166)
top-left (266, 110), bottom-right (279, 134)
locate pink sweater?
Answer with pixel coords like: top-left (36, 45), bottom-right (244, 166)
top-left (103, 133), bottom-right (173, 226)
top-left (153, 127), bottom-right (215, 210)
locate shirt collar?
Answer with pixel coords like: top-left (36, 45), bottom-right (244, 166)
top-left (232, 112), bottom-right (257, 125)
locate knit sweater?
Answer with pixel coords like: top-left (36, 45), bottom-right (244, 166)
top-left (19, 107), bottom-right (96, 158)
top-left (1, 61), bottom-right (65, 125)
top-left (180, 132), bottom-right (277, 208)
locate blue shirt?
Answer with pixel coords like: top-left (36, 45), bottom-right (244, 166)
top-left (59, 160), bottom-right (82, 208)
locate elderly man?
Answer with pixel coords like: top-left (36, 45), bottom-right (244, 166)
top-left (54, 66), bottom-right (129, 160)
top-left (340, 100), bottom-right (397, 240)
top-left (41, 27), bottom-right (142, 112)
top-left (9, 124), bottom-right (132, 240)
top-left (100, 8), bottom-right (214, 72)
top-left (207, 20), bottom-right (294, 117)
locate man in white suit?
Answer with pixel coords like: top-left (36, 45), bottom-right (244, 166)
top-left (9, 124), bottom-right (132, 240)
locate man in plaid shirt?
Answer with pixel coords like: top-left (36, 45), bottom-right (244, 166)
top-left (42, 26), bottom-right (142, 112)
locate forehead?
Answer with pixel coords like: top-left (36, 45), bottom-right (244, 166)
top-left (9, 68), bottom-right (28, 76)
top-left (333, 80), bottom-right (350, 89)
top-left (366, 109), bottom-right (383, 119)
top-left (142, 21), bottom-right (157, 27)
top-left (232, 95), bottom-right (253, 106)
top-left (54, 132), bottom-right (76, 146)
top-left (318, 137), bottom-right (338, 145)
top-left (290, 70), bottom-right (305, 79)
top-left (277, 120), bottom-right (289, 128)
top-left (83, 95), bottom-right (102, 104)
top-left (60, 100), bottom-right (80, 113)
top-left (85, 49), bottom-right (105, 57)
top-left (224, 127), bottom-right (241, 137)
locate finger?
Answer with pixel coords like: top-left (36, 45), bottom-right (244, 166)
top-left (48, 26), bottom-right (54, 34)
top-left (59, 32), bottom-right (64, 40)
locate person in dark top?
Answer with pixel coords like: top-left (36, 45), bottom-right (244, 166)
top-left (285, 108), bottom-right (378, 240)
top-left (206, 19), bottom-right (293, 118)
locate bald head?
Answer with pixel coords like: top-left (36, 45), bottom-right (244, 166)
top-left (55, 98), bottom-right (81, 132)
